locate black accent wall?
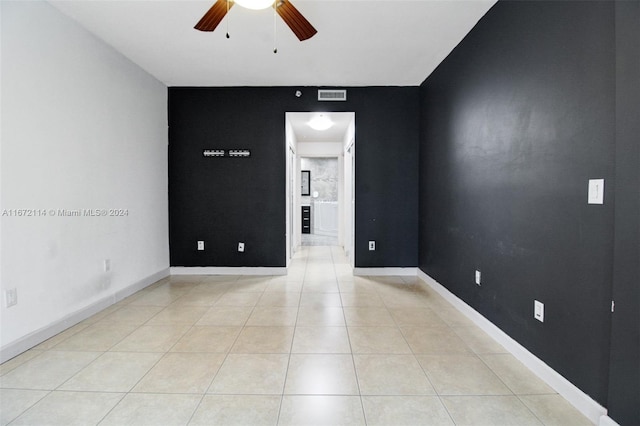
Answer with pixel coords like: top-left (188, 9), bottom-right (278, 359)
top-left (169, 87), bottom-right (419, 268)
top-left (419, 0), bottom-right (619, 408)
top-left (608, 2), bottom-right (640, 424)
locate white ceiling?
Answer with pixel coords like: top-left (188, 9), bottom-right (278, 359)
top-left (49, 0), bottom-right (496, 87)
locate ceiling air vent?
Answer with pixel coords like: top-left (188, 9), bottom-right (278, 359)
top-left (318, 89), bottom-right (347, 101)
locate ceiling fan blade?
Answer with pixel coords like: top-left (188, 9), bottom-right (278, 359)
top-left (195, 0), bottom-right (233, 32)
top-left (275, 0), bottom-right (317, 41)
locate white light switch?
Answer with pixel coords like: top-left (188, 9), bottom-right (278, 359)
top-left (368, 241), bottom-right (375, 251)
top-left (475, 270), bottom-right (481, 286)
top-left (588, 179), bottom-right (604, 204)
top-left (238, 242), bottom-right (245, 252)
top-left (197, 241), bottom-right (204, 251)
top-left (534, 300), bottom-right (544, 322)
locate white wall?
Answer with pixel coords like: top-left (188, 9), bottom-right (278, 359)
top-left (0, 1), bottom-right (169, 360)
top-left (343, 120), bottom-right (356, 265)
top-left (297, 142), bottom-right (344, 157)
top-left (285, 119), bottom-right (297, 263)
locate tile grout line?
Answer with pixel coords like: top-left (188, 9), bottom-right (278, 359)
top-left (100, 275), bottom-right (210, 425)
top-left (329, 246), bottom-right (369, 426)
top-left (391, 280), bottom-right (461, 426)
top-left (276, 246), bottom-right (308, 426)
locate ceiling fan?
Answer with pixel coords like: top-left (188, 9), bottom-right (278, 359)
top-left (195, 0), bottom-right (317, 41)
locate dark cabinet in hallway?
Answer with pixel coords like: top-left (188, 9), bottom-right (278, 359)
top-left (301, 206), bottom-right (311, 234)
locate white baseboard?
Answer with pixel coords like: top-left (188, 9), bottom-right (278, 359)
top-left (353, 267), bottom-right (418, 276)
top-left (0, 268), bottom-right (169, 364)
top-left (170, 266), bottom-right (287, 276)
top-left (417, 269), bottom-right (607, 425)
top-left (599, 415), bottom-right (620, 426)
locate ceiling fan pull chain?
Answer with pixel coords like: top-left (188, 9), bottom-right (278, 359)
top-left (273, 1), bottom-right (278, 53)
top-left (226, 0), bottom-right (230, 38)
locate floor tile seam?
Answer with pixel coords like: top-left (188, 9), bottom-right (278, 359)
top-left (128, 301), bottom-right (182, 310)
top-left (351, 350), bottom-right (415, 356)
top-left (329, 248), bottom-right (340, 283)
top-left (474, 351), bottom-right (529, 397)
top-left (438, 394), bottom-right (548, 426)
top-left (197, 314), bottom-right (262, 367)
top-left (93, 388), bottom-right (129, 425)
top-left (342, 291), bottom-right (366, 423)
top-left (280, 268), bottom-right (307, 423)
top-left (113, 390), bottom-right (215, 398)
top-left (431, 393), bottom-right (458, 425)
top-left (387, 313), bottom-right (434, 361)
top-left (346, 324), bottom-right (403, 330)
top-left (44, 349), bottom-right (118, 393)
top-left (197, 344), bottom-right (233, 396)
top-left (0, 384), bottom-right (54, 392)
top-left (408, 351), bottom-right (480, 359)
top-left (394, 319), bottom-right (456, 328)
top-left (513, 394), bottom-right (557, 426)
top-left (47, 320), bottom-right (141, 353)
top-left (82, 350), bottom-right (168, 398)
top-left (280, 392), bottom-right (362, 397)
top-left (164, 316), bottom-right (205, 356)
top-left (29, 389), bottom-right (131, 395)
top-left (0, 387), bottom-right (53, 424)
top-left (515, 391), bottom-right (560, 397)
top-left (34, 323), bottom-right (93, 352)
top-left (135, 352), bottom-right (228, 395)
top-left (0, 388), bottom-right (50, 426)
top-left (447, 325), bottom-right (494, 352)
top-left (275, 392), bottom-right (289, 425)
top-left (358, 393), bottom-right (368, 426)
top-left (398, 321), bottom-right (478, 355)
top-left (358, 391), bottom-right (441, 397)
top-left (183, 387), bottom-right (210, 425)
top-left (412, 351), bottom-right (454, 398)
top-left (112, 323), bottom-right (194, 353)
top-left (203, 392), bottom-right (286, 397)
top-left (349, 347), bottom-right (435, 391)
top-left (0, 355), bottom-right (40, 377)
top-left (436, 384), bottom-right (524, 394)
top-left (293, 324), bottom-right (348, 329)
top-left (327, 246), bottom-right (367, 426)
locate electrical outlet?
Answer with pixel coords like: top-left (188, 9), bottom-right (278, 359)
top-left (197, 241), bottom-right (205, 251)
top-left (5, 288), bottom-right (17, 308)
top-left (104, 259), bottom-right (111, 273)
top-left (534, 300), bottom-right (544, 322)
top-left (368, 241), bottom-right (375, 251)
top-left (475, 270), bottom-right (481, 286)
top-left (238, 242), bottom-right (245, 252)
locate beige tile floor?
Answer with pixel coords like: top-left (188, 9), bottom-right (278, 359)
top-left (1, 246), bottom-right (593, 426)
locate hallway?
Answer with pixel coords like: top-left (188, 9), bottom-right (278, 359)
top-left (1, 247), bottom-right (590, 425)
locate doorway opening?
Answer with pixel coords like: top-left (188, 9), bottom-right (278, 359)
top-left (300, 157), bottom-right (339, 246)
top-left (285, 112), bottom-right (356, 266)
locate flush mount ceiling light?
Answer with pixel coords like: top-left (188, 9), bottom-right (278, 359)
top-left (234, 0), bottom-right (273, 10)
top-left (308, 114), bottom-right (333, 131)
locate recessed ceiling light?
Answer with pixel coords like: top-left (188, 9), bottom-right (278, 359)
top-left (308, 114), bottom-right (333, 131)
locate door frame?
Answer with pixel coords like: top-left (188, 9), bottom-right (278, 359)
top-left (284, 112), bottom-right (355, 266)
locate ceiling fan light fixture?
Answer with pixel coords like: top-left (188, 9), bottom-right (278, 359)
top-left (194, 0), bottom-right (317, 41)
top-left (308, 114), bottom-right (333, 131)
top-left (234, 0), bottom-right (274, 10)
